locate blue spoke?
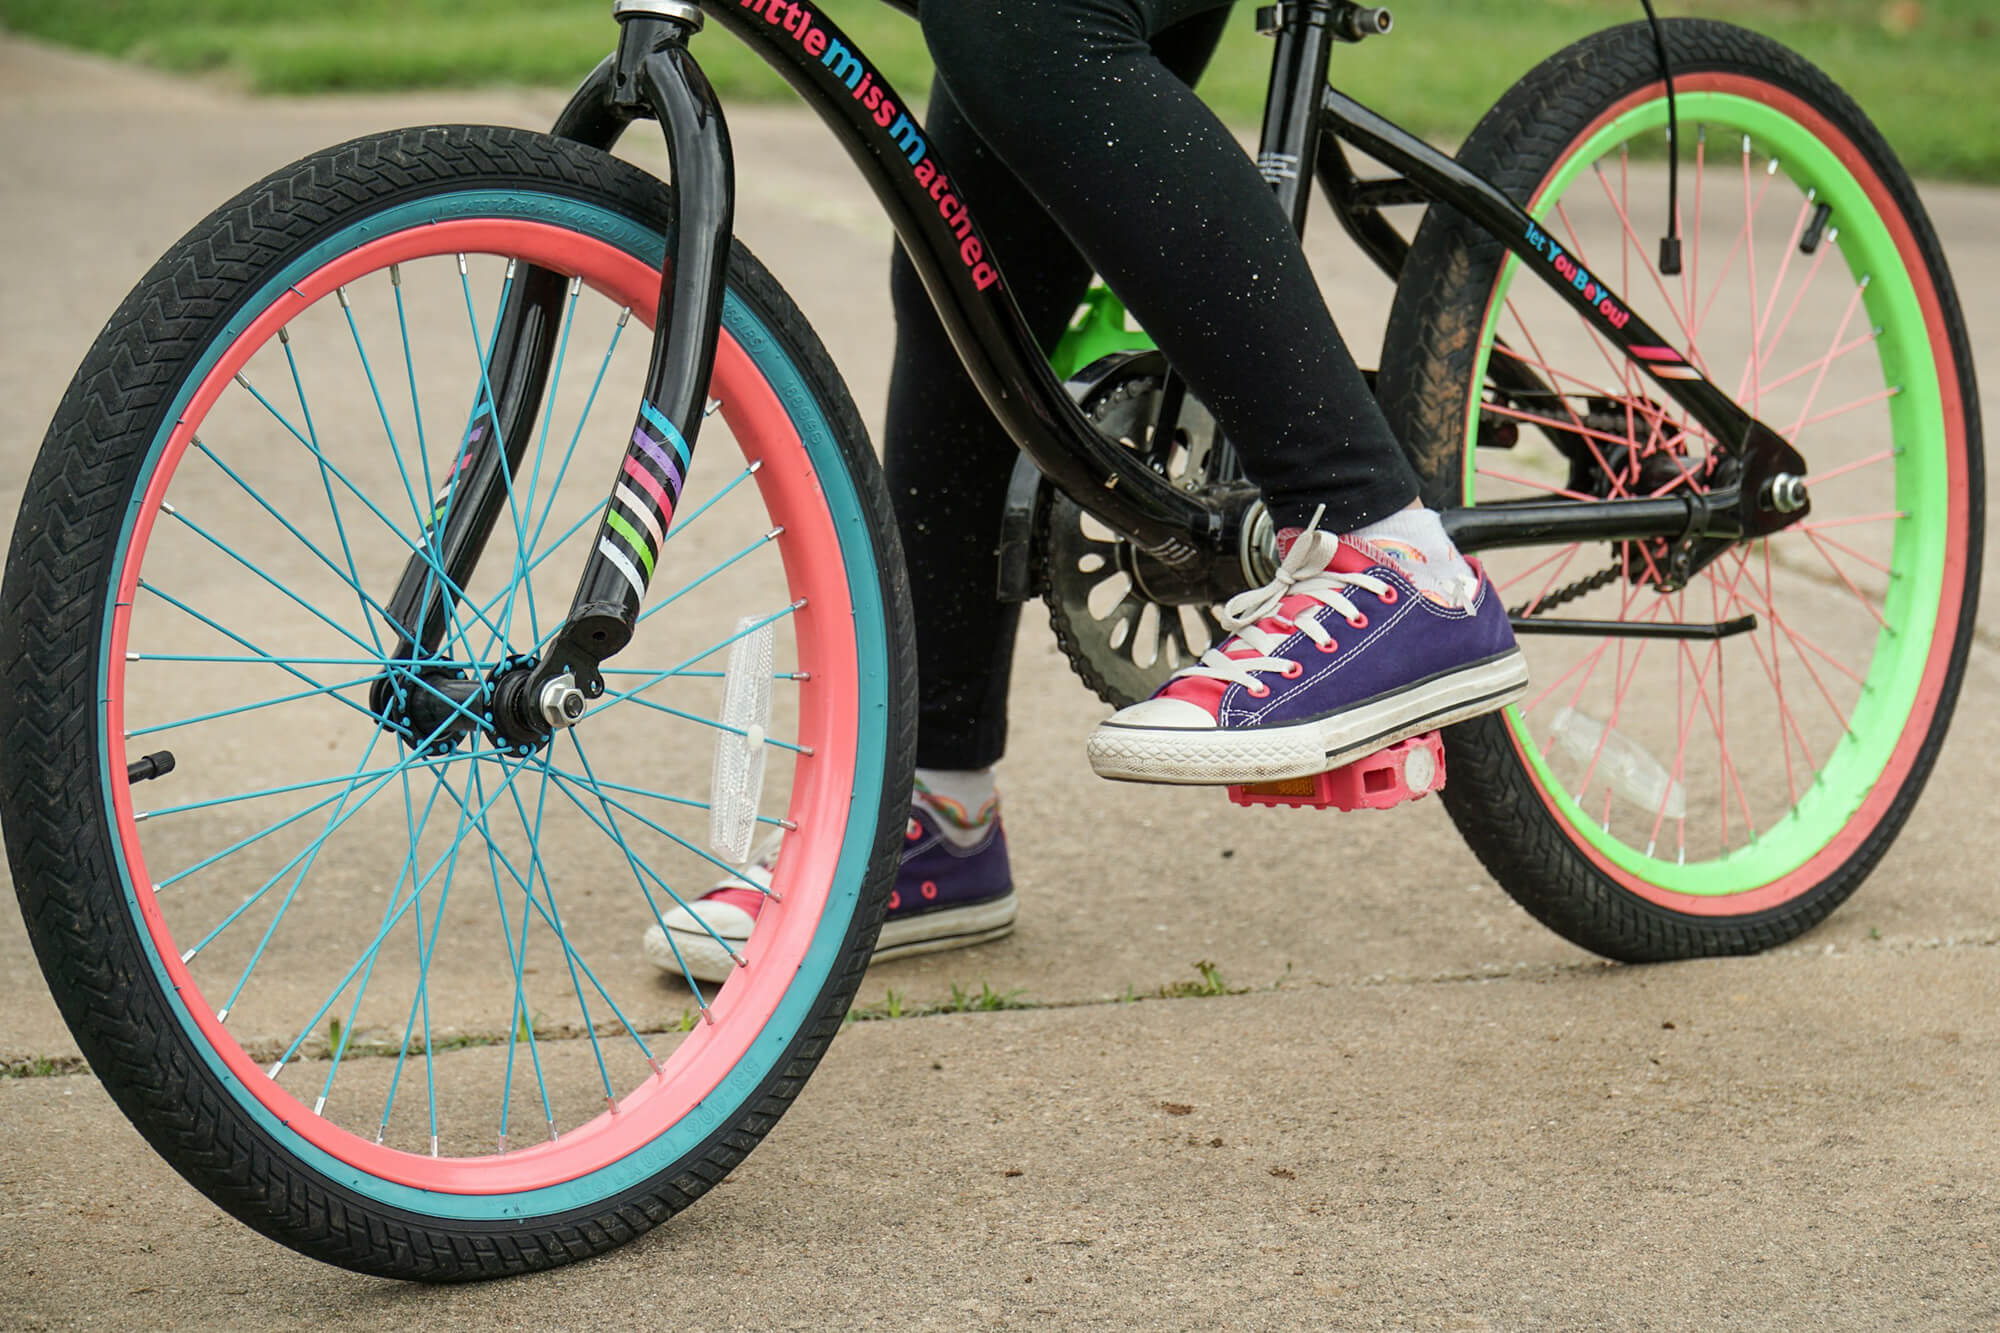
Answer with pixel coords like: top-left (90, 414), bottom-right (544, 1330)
top-left (131, 581), bottom-right (387, 730)
top-left (595, 691), bottom-right (810, 755)
top-left (229, 375), bottom-right (511, 652)
top-left (137, 759), bottom-right (435, 822)
top-left (216, 728), bottom-right (390, 1018)
top-left (533, 767), bottom-right (790, 829)
top-left (161, 506), bottom-right (404, 664)
top-left (455, 757), bottom-right (655, 1092)
top-left (543, 741), bottom-right (717, 1014)
top-left (187, 437), bottom-right (478, 661)
top-left (393, 266), bottom-right (433, 505)
top-left (284, 324), bottom-right (388, 652)
top-left (379, 746), bottom-right (484, 1146)
top-left (484, 746), bottom-right (556, 1144)
top-left (520, 307), bottom-right (631, 564)
top-left (466, 455), bottom-right (760, 637)
top-left (539, 533), bottom-right (780, 663)
top-left (629, 530), bottom-right (782, 634)
top-left (457, 259), bottom-right (537, 667)
top-left (497, 276), bottom-right (584, 654)
top-left (173, 717), bottom-right (490, 945)
top-left (577, 602), bottom-right (800, 723)
top-left (311, 764), bottom-right (449, 1118)
top-left (337, 284), bottom-right (430, 534)
top-left (128, 650), bottom-right (476, 669)
top-left (158, 776), bottom-right (383, 892)
top-left (541, 743), bottom-right (748, 973)
top-left (270, 748), bottom-right (530, 1076)
top-left (126, 671), bottom-right (377, 739)
top-left (552, 748), bottom-right (777, 889)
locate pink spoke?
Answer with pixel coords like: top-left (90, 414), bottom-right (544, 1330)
top-left (1796, 511), bottom-right (1907, 533)
top-left (1502, 300), bottom-right (1593, 436)
top-left (1760, 540), bottom-right (1799, 805)
top-left (1731, 576), bottom-right (1868, 691)
top-left (1648, 632), bottom-right (1726, 853)
top-left (1784, 277), bottom-right (1872, 440)
top-left (1692, 158), bottom-right (1775, 342)
top-left (1714, 543), bottom-right (1800, 803)
top-left (1526, 578), bottom-right (1653, 718)
top-left (1495, 541), bottom-right (1584, 595)
top-left (1480, 404), bottom-right (1654, 464)
top-left (1792, 385), bottom-right (1901, 435)
top-left (1554, 203), bottom-right (1642, 400)
top-left (1688, 129), bottom-right (1705, 355)
top-left (1705, 563), bottom-right (1761, 840)
top-left (1738, 606), bottom-right (1816, 786)
top-left (1753, 195), bottom-right (1816, 353)
top-left (1491, 341), bottom-right (1609, 394)
top-left (1521, 637), bottom-right (1616, 718)
top-left (1797, 525), bottom-right (1893, 576)
top-left (1517, 543), bottom-right (1584, 617)
top-left (1758, 229), bottom-right (1836, 367)
top-left (1589, 161), bottom-right (1702, 356)
top-left (1575, 623), bottom-right (1657, 803)
top-left (1475, 466), bottom-right (1599, 503)
top-left (1802, 530), bottom-right (1888, 629)
top-left (1756, 328), bottom-right (1880, 398)
top-left (1742, 141), bottom-right (1763, 414)
top-left (1769, 608), bottom-right (1856, 732)
top-left (1800, 447), bottom-right (1893, 488)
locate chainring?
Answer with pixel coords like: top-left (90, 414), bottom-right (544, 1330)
top-left (1035, 360), bottom-right (1230, 709)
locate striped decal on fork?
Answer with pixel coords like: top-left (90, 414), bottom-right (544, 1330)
top-left (599, 400), bottom-right (693, 599)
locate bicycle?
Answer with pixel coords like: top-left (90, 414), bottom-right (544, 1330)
top-left (0, 0), bottom-right (1978, 1281)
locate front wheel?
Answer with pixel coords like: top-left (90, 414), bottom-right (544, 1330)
top-left (0, 126), bottom-right (916, 1277)
top-left (1378, 20), bottom-right (1982, 960)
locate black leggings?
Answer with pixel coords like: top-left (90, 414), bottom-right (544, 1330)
top-left (885, 0), bottom-right (1420, 769)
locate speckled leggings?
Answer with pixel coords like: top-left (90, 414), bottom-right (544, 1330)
top-left (885, 0), bottom-right (1420, 768)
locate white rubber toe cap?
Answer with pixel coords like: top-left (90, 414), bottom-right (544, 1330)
top-left (1102, 695), bottom-right (1220, 731)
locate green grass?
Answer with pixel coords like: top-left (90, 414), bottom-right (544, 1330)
top-left (2, 1), bottom-right (1996, 179)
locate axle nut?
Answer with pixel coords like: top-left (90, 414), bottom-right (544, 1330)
top-left (1766, 473), bottom-right (1809, 515)
top-left (539, 673), bottom-right (588, 729)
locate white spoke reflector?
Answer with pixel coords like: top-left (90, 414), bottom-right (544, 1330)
top-left (710, 616), bottom-right (776, 863)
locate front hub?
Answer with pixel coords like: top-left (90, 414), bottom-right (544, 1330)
top-left (371, 652), bottom-right (584, 758)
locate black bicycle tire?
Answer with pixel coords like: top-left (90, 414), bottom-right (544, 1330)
top-left (0, 124), bottom-right (918, 1279)
top-left (1375, 19), bottom-right (1983, 961)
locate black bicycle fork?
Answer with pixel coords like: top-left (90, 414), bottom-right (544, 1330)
top-left (378, 0), bottom-right (729, 751)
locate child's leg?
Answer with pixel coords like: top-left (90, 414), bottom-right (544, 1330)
top-left (917, 0), bottom-right (1421, 536)
top-left (884, 7), bottom-right (1230, 773)
top-left (916, 0), bottom-right (1526, 783)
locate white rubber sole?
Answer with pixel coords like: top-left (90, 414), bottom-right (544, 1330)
top-left (643, 892), bottom-right (1019, 985)
top-left (1087, 650), bottom-right (1530, 786)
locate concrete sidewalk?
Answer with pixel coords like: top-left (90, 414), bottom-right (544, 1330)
top-left (3, 33), bottom-right (1999, 1331)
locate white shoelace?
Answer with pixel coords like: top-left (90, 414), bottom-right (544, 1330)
top-left (1178, 528), bottom-right (1393, 693)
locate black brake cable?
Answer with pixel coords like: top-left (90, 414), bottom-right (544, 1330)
top-left (1638, 0), bottom-right (1683, 275)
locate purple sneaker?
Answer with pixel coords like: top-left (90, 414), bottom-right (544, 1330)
top-left (642, 804), bottom-right (1015, 983)
top-left (1086, 529), bottom-right (1527, 785)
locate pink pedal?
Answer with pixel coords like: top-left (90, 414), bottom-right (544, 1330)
top-left (1226, 732), bottom-right (1445, 812)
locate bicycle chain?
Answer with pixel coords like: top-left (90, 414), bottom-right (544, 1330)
top-left (1507, 561), bottom-right (1621, 619)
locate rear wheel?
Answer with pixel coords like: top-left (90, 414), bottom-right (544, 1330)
top-left (1378, 21), bottom-right (1982, 959)
top-left (0, 126), bottom-right (915, 1277)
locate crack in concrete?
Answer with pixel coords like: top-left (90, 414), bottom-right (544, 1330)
top-left (6, 928), bottom-right (1994, 1079)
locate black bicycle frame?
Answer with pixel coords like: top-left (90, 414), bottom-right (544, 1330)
top-left (390, 0), bottom-right (1815, 729)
